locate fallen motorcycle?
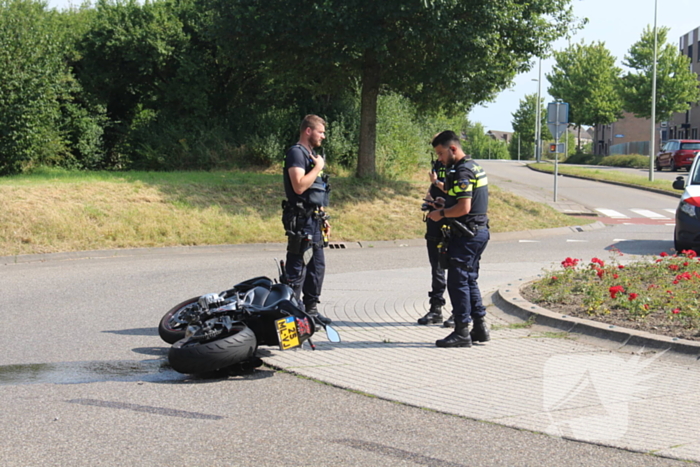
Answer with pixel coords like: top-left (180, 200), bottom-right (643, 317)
top-left (158, 261), bottom-right (340, 374)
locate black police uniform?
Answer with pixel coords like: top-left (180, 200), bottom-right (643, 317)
top-left (282, 144), bottom-right (328, 310)
top-left (443, 157), bottom-right (489, 326)
top-left (426, 161), bottom-right (447, 309)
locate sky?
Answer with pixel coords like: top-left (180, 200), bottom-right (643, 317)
top-left (46, 0), bottom-right (700, 133)
top-left (469, 0), bottom-right (700, 132)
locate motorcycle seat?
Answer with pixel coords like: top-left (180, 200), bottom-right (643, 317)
top-left (244, 286), bottom-right (271, 306)
top-left (263, 283), bottom-right (294, 308)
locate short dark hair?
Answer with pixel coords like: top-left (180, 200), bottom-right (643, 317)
top-left (300, 114), bottom-right (326, 133)
top-left (431, 131), bottom-right (461, 148)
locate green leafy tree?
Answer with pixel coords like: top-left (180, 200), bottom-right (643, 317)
top-left (547, 41), bottom-right (623, 148)
top-left (621, 26), bottom-right (700, 123)
top-left (510, 93), bottom-right (551, 160)
top-left (215, 0), bottom-right (575, 177)
top-left (464, 123), bottom-right (508, 160)
top-left (75, 0), bottom-right (191, 165)
top-left (0, 0), bottom-right (67, 174)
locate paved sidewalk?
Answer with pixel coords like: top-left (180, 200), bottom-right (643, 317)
top-left (265, 263), bottom-right (700, 464)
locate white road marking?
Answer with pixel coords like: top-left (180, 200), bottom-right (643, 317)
top-left (630, 209), bottom-right (670, 219)
top-left (665, 209), bottom-right (677, 215)
top-left (566, 239), bottom-right (588, 242)
top-left (518, 240), bottom-right (540, 243)
top-left (596, 208), bottom-right (628, 218)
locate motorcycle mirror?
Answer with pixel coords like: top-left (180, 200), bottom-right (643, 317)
top-left (325, 325), bottom-right (341, 343)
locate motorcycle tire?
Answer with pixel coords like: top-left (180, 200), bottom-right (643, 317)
top-left (159, 297), bottom-right (199, 344)
top-left (168, 324), bottom-right (257, 374)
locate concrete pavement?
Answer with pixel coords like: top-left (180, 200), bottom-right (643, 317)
top-left (262, 228), bottom-right (700, 464)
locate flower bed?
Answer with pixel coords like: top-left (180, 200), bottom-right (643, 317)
top-left (521, 249), bottom-right (700, 341)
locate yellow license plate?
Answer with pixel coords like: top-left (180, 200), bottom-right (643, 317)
top-left (275, 316), bottom-right (300, 350)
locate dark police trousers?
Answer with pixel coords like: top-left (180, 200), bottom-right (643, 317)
top-left (447, 227), bottom-right (490, 325)
top-left (285, 214), bottom-right (325, 308)
top-left (426, 217), bottom-right (447, 307)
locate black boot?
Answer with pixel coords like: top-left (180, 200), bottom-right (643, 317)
top-left (305, 302), bottom-right (332, 325)
top-left (436, 321), bottom-right (472, 348)
top-left (417, 304), bottom-right (443, 325)
top-left (443, 314), bottom-right (455, 328)
top-left (470, 316), bottom-right (490, 343)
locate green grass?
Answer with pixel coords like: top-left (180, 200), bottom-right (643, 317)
top-left (0, 167), bottom-right (593, 256)
top-left (529, 162), bottom-right (679, 195)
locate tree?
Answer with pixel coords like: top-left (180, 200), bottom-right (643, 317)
top-left (510, 93), bottom-right (551, 160)
top-left (464, 123), bottom-right (508, 160)
top-left (214, 0), bottom-right (575, 177)
top-left (546, 41), bottom-right (623, 148)
top-left (621, 26), bottom-right (700, 123)
top-left (0, 0), bottom-right (67, 174)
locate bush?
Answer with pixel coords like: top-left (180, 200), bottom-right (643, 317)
top-left (0, 0), bottom-right (69, 174)
top-left (599, 154), bottom-right (650, 169)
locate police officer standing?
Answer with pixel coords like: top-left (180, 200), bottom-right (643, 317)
top-left (282, 115), bottom-right (332, 325)
top-left (426, 131), bottom-right (490, 347)
top-left (417, 159), bottom-right (452, 327)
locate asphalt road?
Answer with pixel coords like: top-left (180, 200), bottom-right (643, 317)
top-left (0, 166), bottom-right (694, 467)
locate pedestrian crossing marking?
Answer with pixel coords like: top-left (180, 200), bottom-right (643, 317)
top-left (664, 209), bottom-right (676, 215)
top-left (630, 209), bottom-right (670, 219)
top-left (596, 209), bottom-right (628, 218)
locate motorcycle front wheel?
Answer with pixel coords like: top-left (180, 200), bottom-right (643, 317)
top-left (158, 297), bottom-right (199, 344)
top-left (168, 324), bottom-right (257, 374)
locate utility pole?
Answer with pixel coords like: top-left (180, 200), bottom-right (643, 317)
top-left (535, 58), bottom-right (542, 162)
top-left (649, 0), bottom-right (658, 182)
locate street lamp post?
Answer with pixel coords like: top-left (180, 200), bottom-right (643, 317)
top-left (534, 58), bottom-right (542, 162)
top-left (649, 0), bottom-right (658, 182)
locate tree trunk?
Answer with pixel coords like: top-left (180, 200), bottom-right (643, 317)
top-left (356, 50), bottom-right (380, 178)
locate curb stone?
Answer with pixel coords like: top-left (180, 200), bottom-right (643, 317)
top-left (1, 222), bottom-right (605, 265)
top-left (495, 277), bottom-right (700, 357)
top-left (525, 162), bottom-right (682, 199)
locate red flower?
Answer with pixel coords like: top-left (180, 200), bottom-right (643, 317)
top-left (618, 265), bottom-right (625, 269)
top-left (669, 264), bottom-right (679, 271)
top-left (609, 285), bottom-right (625, 299)
top-left (644, 304), bottom-right (650, 310)
top-left (628, 293), bottom-right (638, 301)
top-left (596, 268), bottom-right (605, 278)
top-left (613, 273), bottom-right (619, 279)
top-left (682, 249), bottom-right (697, 259)
top-left (591, 257), bottom-right (605, 267)
top-left (561, 257), bottom-right (579, 268)
top-left (672, 308), bottom-right (681, 314)
top-left (660, 252), bottom-right (669, 257)
top-left (551, 276), bottom-right (558, 281)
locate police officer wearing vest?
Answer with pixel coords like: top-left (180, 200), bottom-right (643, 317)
top-left (417, 159), bottom-right (452, 327)
top-left (282, 115), bottom-right (332, 325)
top-left (426, 131), bottom-right (490, 347)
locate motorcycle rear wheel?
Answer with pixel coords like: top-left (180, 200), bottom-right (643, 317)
top-left (168, 324), bottom-right (257, 374)
top-left (159, 297), bottom-right (199, 344)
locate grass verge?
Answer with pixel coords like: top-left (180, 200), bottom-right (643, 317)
top-left (529, 162), bottom-right (680, 195)
top-left (0, 167), bottom-right (592, 256)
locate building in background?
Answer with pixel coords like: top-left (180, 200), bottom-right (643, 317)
top-left (596, 25), bottom-right (700, 156)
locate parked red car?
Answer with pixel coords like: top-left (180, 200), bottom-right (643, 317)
top-left (655, 139), bottom-right (700, 171)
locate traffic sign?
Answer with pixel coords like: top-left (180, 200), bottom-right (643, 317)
top-left (547, 102), bottom-right (569, 140)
